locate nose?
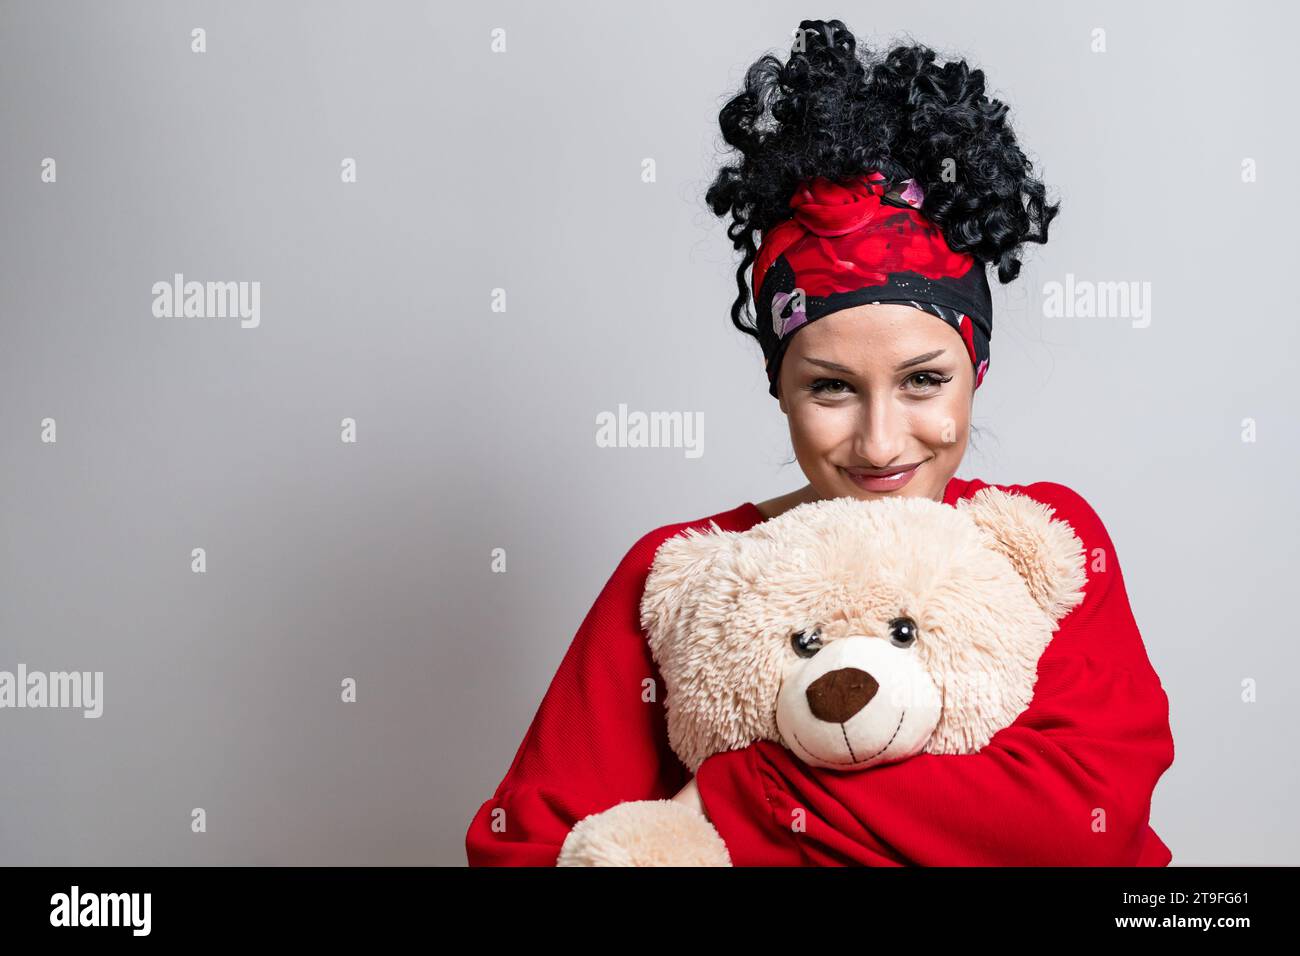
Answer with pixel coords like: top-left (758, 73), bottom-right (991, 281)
top-left (806, 667), bottom-right (879, 723)
top-left (854, 398), bottom-right (905, 468)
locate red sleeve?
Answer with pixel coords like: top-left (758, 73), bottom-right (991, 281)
top-left (464, 525), bottom-right (692, 866)
top-left (695, 482), bottom-right (1176, 867)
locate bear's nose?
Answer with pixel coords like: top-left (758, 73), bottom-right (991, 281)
top-left (806, 667), bottom-right (879, 724)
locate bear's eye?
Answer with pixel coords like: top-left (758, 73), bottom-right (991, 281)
top-left (791, 628), bottom-right (823, 658)
top-left (888, 616), bottom-right (918, 648)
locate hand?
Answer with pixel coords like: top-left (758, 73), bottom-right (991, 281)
top-left (671, 776), bottom-right (709, 820)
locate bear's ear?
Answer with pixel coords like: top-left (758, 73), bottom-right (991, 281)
top-left (639, 521), bottom-right (741, 640)
top-left (956, 488), bottom-right (1088, 625)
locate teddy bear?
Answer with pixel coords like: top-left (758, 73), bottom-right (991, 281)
top-left (555, 487), bottom-right (1088, 866)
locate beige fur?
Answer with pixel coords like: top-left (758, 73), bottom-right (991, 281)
top-left (556, 488), bottom-right (1087, 866)
top-left (557, 800), bottom-right (731, 867)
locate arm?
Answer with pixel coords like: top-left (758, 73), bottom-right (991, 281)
top-left (465, 525), bottom-right (692, 866)
top-left (694, 482), bottom-right (1176, 866)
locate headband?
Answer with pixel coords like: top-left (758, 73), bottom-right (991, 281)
top-left (753, 170), bottom-right (993, 398)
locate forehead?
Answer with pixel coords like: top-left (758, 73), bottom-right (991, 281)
top-left (786, 303), bottom-right (960, 366)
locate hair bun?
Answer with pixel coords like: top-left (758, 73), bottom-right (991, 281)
top-left (706, 20), bottom-right (1059, 341)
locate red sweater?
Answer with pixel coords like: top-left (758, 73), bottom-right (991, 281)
top-left (465, 477), bottom-right (1175, 866)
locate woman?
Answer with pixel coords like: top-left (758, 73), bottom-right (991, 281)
top-left (465, 21), bottom-right (1174, 866)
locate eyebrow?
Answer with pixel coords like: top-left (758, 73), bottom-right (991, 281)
top-left (804, 349), bottom-right (947, 375)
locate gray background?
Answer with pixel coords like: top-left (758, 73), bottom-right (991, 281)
top-left (1, 0), bottom-right (1295, 865)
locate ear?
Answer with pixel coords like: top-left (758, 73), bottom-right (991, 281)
top-left (956, 488), bottom-right (1088, 624)
top-left (638, 521), bottom-right (740, 643)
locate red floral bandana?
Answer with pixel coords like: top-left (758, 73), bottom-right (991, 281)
top-left (752, 170), bottom-right (992, 398)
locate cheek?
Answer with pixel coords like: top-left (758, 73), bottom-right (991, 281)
top-left (788, 404), bottom-right (854, 452)
top-left (910, 394), bottom-right (970, 447)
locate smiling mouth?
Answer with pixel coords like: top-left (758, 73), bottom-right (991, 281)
top-left (792, 708), bottom-right (906, 766)
top-left (845, 462), bottom-right (926, 478)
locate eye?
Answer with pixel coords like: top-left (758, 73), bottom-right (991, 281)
top-left (791, 628), bottom-right (824, 658)
top-left (808, 378), bottom-right (850, 396)
top-left (904, 371), bottom-right (953, 391)
top-left (888, 616), bottom-right (918, 647)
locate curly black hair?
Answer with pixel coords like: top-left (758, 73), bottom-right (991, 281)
top-left (705, 19), bottom-right (1059, 347)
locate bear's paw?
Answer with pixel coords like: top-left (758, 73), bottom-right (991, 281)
top-left (556, 800), bottom-right (733, 867)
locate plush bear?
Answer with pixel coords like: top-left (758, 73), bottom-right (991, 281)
top-left (556, 487), bottom-right (1089, 866)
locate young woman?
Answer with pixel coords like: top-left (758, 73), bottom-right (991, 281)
top-left (465, 20), bottom-right (1174, 866)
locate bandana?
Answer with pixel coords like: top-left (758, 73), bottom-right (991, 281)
top-left (752, 170), bottom-right (993, 399)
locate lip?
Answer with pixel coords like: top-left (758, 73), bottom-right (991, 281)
top-left (843, 462), bottom-right (923, 492)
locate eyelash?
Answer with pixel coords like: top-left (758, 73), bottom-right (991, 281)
top-left (806, 372), bottom-right (953, 395)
